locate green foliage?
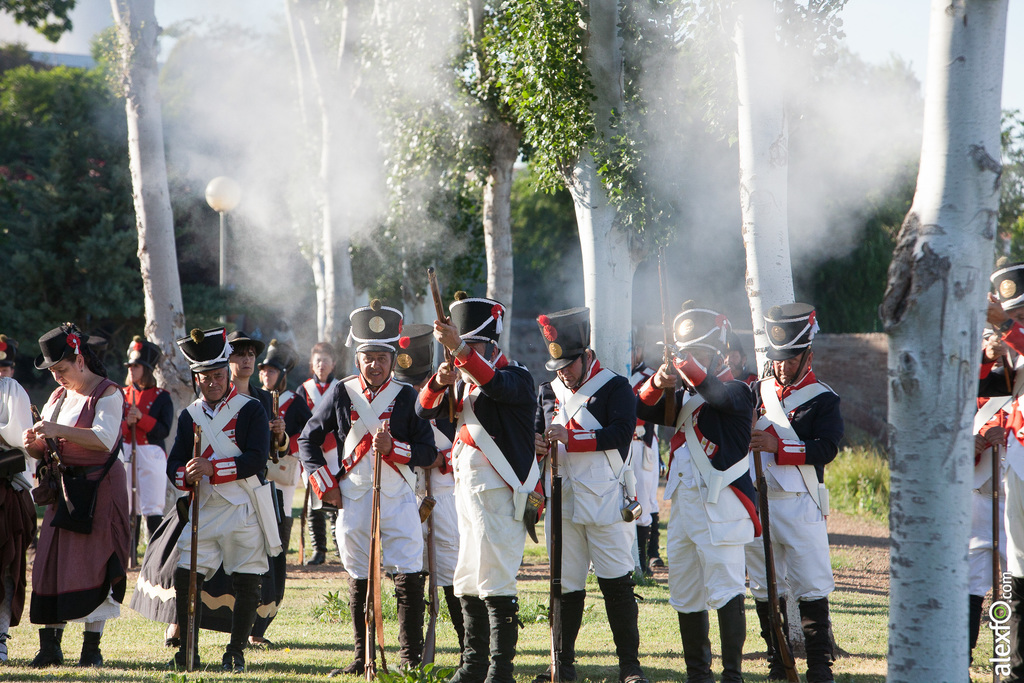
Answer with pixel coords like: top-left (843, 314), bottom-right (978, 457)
top-left (378, 663), bottom-right (457, 683)
top-left (827, 446), bottom-right (890, 522)
top-left (998, 109), bottom-right (1024, 261)
top-left (0, 61), bottom-right (140, 357)
top-left (0, 0), bottom-right (75, 42)
top-left (488, 0), bottom-right (594, 191)
top-left (311, 589), bottom-right (350, 624)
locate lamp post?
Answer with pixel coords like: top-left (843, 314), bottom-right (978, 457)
top-left (204, 176), bottom-right (242, 290)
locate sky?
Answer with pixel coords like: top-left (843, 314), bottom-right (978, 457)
top-left (0, 0), bottom-right (1021, 113)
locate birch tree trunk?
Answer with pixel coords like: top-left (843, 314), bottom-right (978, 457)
top-left (110, 0), bottom-right (192, 407)
top-left (570, 0), bottom-right (632, 374)
top-left (483, 120), bottom-right (520, 349)
top-left (878, 1), bottom-right (1007, 679)
top-left (734, 0), bottom-right (794, 372)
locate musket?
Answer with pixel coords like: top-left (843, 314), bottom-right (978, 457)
top-left (549, 436), bottom-right (563, 683)
top-left (657, 249), bottom-right (677, 425)
top-left (269, 390), bottom-right (282, 464)
top-left (186, 423), bottom-right (203, 672)
top-left (994, 441), bottom-right (1002, 617)
top-left (366, 424), bottom-right (389, 679)
top-left (128, 398), bottom-right (139, 569)
top-left (753, 450), bottom-right (799, 682)
top-left (422, 471), bottom-right (439, 664)
top-left (427, 267), bottom-right (457, 422)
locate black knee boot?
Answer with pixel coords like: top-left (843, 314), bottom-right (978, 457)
top-left (717, 595), bottom-right (746, 683)
top-left (532, 590), bottom-right (585, 683)
top-left (636, 526), bottom-right (651, 577)
top-left (30, 627), bottom-right (64, 667)
top-left (395, 572), bottom-right (425, 666)
top-left (451, 595), bottom-right (489, 683)
top-left (800, 597), bottom-right (834, 683)
top-left (677, 611), bottom-right (713, 683)
top-left (648, 512), bottom-right (663, 567)
top-left (443, 585), bottom-right (466, 653)
top-left (307, 509), bottom-right (328, 565)
top-left (78, 631), bottom-right (103, 667)
top-left (171, 567), bottom-right (205, 669)
top-left (331, 578), bottom-right (368, 676)
top-left (599, 575), bottom-right (648, 683)
top-left (970, 593), bottom-right (985, 663)
top-left (225, 572), bottom-right (262, 673)
top-left (754, 598), bottom-right (787, 680)
top-left (484, 596), bottom-right (520, 683)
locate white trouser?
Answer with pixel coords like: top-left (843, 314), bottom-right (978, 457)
top-left (631, 440), bottom-right (659, 527)
top-left (1006, 467), bottom-right (1024, 578)
top-left (668, 484), bottom-right (749, 612)
top-left (337, 485), bottom-right (423, 579)
top-left (177, 493), bottom-right (269, 576)
top-left (121, 444), bottom-right (167, 517)
top-left (970, 488), bottom-right (1007, 595)
top-left (545, 479), bottom-right (635, 592)
top-left (745, 490), bottom-right (834, 601)
top-left (420, 484), bottom-right (459, 586)
top-left (453, 482), bottom-right (525, 598)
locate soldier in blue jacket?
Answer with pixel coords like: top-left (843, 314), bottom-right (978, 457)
top-left (533, 307), bottom-right (647, 683)
top-left (635, 303), bottom-right (758, 683)
top-left (745, 303), bottom-right (844, 683)
top-left (417, 292), bottom-right (536, 683)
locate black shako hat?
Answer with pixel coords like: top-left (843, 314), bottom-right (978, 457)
top-left (0, 334), bottom-right (18, 367)
top-left (538, 307), bottom-right (590, 372)
top-left (259, 339), bottom-right (298, 374)
top-left (992, 259), bottom-right (1024, 311)
top-left (35, 323), bottom-right (87, 370)
top-left (177, 327), bottom-right (232, 373)
top-left (393, 323), bottom-right (434, 384)
top-left (449, 292), bottom-right (505, 345)
top-left (672, 302), bottom-right (731, 356)
top-left (764, 303), bottom-right (818, 361)
top-left (125, 336), bottom-right (162, 370)
top-left (226, 330), bottom-right (266, 357)
top-left (348, 299), bottom-right (403, 353)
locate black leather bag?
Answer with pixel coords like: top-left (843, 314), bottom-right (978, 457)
top-left (50, 445), bottom-right (120, 535)
top-left (0, 448), bottom-right (24, 479)
top-left (31, 459), bottom-right (60, 506)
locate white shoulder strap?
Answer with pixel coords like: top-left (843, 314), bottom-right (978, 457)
top-left (342, 378), bottom-right (414, 489)
top-left (674, 392), bottom-right (748, 504)
top-left (462, 389), bottom-right (540, 521)
top-left (186, 395), bottom-right (248, 460)
top-left (759, 381), bottom-right (825, 510)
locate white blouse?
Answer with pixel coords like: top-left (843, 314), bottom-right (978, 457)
top-left (43, 386), bottom-right (124, 452)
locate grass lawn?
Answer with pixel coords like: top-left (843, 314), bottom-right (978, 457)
top-left (3, 503), bottom-right (897, 682)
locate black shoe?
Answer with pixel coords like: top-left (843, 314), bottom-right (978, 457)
top-left (165, 637), bottom-right (181, 648)
top-left (222, 651), bottom-right (245, 673)
top-left (330, 660), bottom-right (365, 676)
top-left (308, 550), bottom-right (327, 566)
top-left (621, 673), bottom-right (649, 683)
top-left (166, 651), bottom-right (201, 670)
top-left (77, 632), bottom-right (103, 667)
top-left (648, 556), bottom-right (664, 568)
top-left (29, 627), bottom-right (63, 668)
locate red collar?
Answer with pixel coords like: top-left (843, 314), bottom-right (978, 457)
top-left (359, 375), bottom-right (392, 400)
top-left (776, 368), bottom-right (817, 400)
top-left (567, 357), bottom-right (602, 393)
top-left (203, 384), bottom-right (239, 416)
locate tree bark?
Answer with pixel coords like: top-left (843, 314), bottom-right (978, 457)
top-left (483, 119), bottom-right (520, 349)
top-left (734, 0), bottom-right (794, 372)
top-left (110, 0), bottom-right (192, 407)
top-left (569, 0), bottom-right (632, 374)
top-left (879, 1), bottom-right (1007, 679)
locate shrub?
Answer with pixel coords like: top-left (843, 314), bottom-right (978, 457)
top-left (827, 446), bottom-right (890, 522)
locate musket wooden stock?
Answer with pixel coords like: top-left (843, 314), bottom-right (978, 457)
top-left (423, 471), bottom-right (439, 664)
top-left (753, 450), bottom-right (799, 682)
top-left (186, 423), bottom-right (203, 672)
top-left (994, 442), bottom-right (1002, 605)
top-left (30, 404), bottom-right (62, 466)
top-left (366, 425), bottom-right (388, 679)
top-left (427, 267), bottom-right (457, 422)
top-left (549, 437), bottom-right (563, 683)
top-left (657, 252), bottom-right (677, 425)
